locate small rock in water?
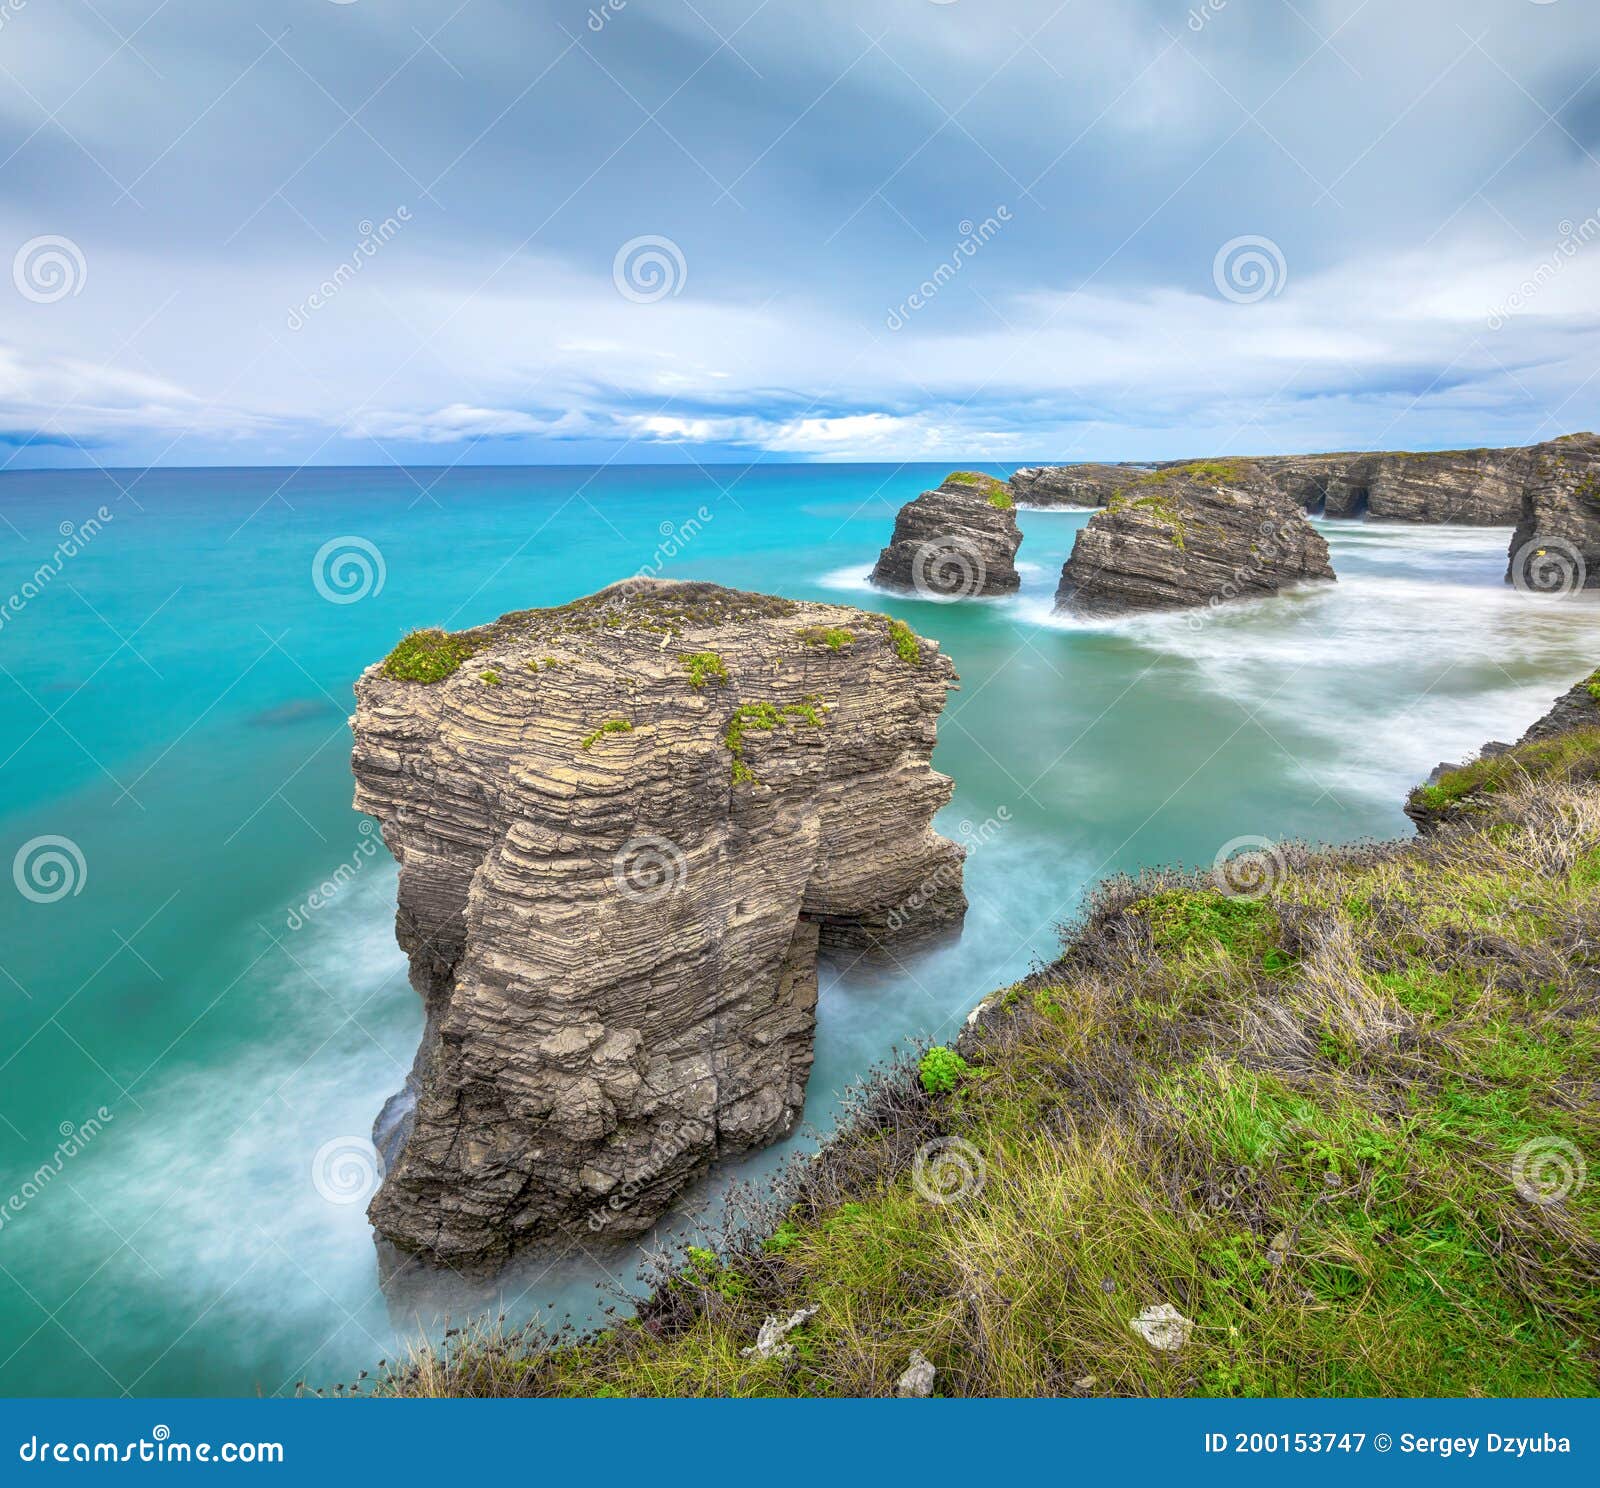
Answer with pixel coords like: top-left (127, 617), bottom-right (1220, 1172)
top-left (741, 1306), bottom-right (817, 1360)
top-left (895, 1349), bottom-right (936, 1398)
top-left (1128, 1302), bottom-right (1193, 1352)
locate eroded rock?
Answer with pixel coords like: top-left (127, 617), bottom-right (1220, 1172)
top-left (1054, 461), bottom-right (1334, 616)
top-left (871, 472), bottom-right (1022, 598)
top-left (351, 580), bottom-right (965, 1274)
top-left (1506, 434), bottom-right (1600, 595)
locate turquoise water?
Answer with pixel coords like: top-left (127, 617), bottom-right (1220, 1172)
top-left (2, 463), bottom-right (1598, 1397)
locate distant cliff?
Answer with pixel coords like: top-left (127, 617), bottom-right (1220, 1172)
top-left (351, 580), bottom-right (964, 1274)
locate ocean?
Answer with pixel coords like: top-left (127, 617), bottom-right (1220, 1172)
top-left (2, 462), bottom-right (1596, 1396)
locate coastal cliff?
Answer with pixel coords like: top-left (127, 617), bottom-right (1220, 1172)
top-left (351, 579), bottom-right (964, 1272)
top-left (1507, 433), bottom-right (1600, 593)
top-left (375, 668), bottom-right (1600, 1398)
top-left (1054, 460), bottom-right (1335, 616)
top-left (1009, 439), bottom-right (1558, 525)
top-left (872, 473), bottom-right (1022, 598)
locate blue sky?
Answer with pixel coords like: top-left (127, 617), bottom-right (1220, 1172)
top-left (3, 0), bottom-right (1600, 468)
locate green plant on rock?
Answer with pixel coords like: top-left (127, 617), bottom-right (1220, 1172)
top-left (724, 699), bottom-right (825, 785)
top-left (479, 670), bottom-right (502, 687)
top-left (919, 1045), bottom-right (969, 1094)
top-left (580, 718), bottom-right (634, 751)
top-left (798, 626), bottom-right (855, 652)
top-left (679, 651), bottom-right (729, 689)
top-left (888, 619), bottom-right (921, 666)
top-left (383, 628), bottom-right (477, 684)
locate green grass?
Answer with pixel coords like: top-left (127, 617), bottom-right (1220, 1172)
top-left (372, 719), bottom-right (1600, 1399)
top-left (580, 718), bottom-right (633, 750)
top-left (382, 628), bottom-right (477, 683)
top-left (679, 651), bottom-right (729, 689)
top-left (946, 470), bottom-right (1013, 508)
top-left (723, 700), bottom-right (825, 785)
top-left (888, 619), bottom-right (921, 666)
top-left (1407, 725), bottom-right (1600, 817)
top-left (479, 670), bottom-right (502, 687)
top-left (798, 626), bottom-right (855, 652)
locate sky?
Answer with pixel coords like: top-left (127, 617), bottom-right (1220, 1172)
top-left (3, 0), bottom-right (1600, 468)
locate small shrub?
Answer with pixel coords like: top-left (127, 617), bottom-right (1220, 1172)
top-left (888, 619), bottom-right (921, 666)
top-left (479, 670), bottom-right (502, 687)
top-left (680, 651), bottom-right (729, 689)
top-left (580, 718), bottom-right (634, 750)
top-left (799, 626), bottom-right (854, 652)
top-left (919, 1045), bottom-right (969, 1094)
top-left (383, 628), bottom-right (476, 684)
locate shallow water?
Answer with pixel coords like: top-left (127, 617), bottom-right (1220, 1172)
top-left (1, 464), bottom-right (1596, 1396)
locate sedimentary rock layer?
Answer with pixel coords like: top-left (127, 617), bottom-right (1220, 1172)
top-left (1054, 461), bottom-right (1335, 616)
top-left (871, 473), bottom-right (1022, 598)
top-left (1010, 439), bottom-right (1567, 525)
top-left (1506, 433), bottom-right (1600, 594)
top-left (351, 580), bottom-right (965, 1272)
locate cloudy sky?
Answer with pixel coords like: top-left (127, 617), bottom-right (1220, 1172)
top-left (3, 0), bottom-right (1600, 467)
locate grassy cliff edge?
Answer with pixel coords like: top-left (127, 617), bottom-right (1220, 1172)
top-left (370, 701), bottom-right (1600, 1399)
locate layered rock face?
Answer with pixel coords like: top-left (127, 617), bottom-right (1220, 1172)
top-left (1506, 434), bottom-right (1600, 594)
top-left (1253, 447), bottom-right (1535, 524)
top-left (871, 473), bottom-right (1022, 598)
top-left (351, 580), bottom-right (965, 1272)
top-left (1054, 461), bottom-right (1335, 616)
top-left (1013, 441), bottom-right (1554, 526)
top-left (1007, 462), bottom-right (1136, 508)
